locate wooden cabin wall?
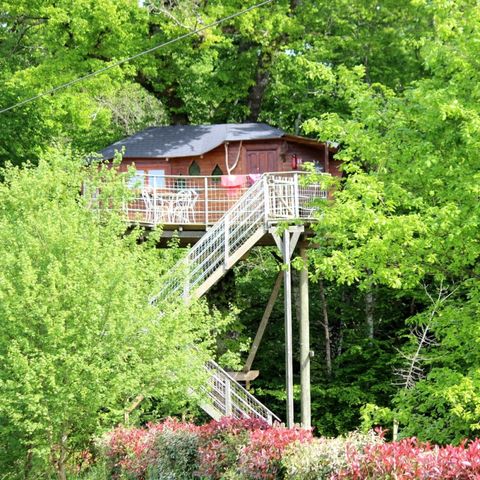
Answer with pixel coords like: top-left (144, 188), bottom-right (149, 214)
top-left (118, 139), bottom-right (340, 178)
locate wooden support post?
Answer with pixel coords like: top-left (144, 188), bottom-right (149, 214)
top-left (299, 243), bottom-right (311, 428)
top-left (271, 226), bottom-right (303, 428)
top-left (283, 229), bottom-right (294, 428)
top-left (243, 271), bottom-right (284, 373)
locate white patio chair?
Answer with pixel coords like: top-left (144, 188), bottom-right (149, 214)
top-left (169, 189), bottom-right (199, 223)
top-left (141, 189), bottom-right (155, 224)
top-left (142, 189), bottom-right (170, 224)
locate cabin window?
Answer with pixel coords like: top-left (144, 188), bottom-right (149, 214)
top-left (147, 169), bottom-right (166, 188)
top-left (211, 165), bottom-right (223, 183)
top-left (128, 169), bottom-right (145, 189)
top-left (189, 161), bottom-right (201, 176)
top-left (174, 177), bottom-right (187, 190)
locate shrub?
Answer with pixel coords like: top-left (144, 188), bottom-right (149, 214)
top-left (238, 426), bottom-right (313, 479)
top-left (150, 422), bottom-right (199, 480)
top-left (282, 431), bottom-right (382, 480)
top-left (102, 423), bottom-right (164, 479)
top-left (196, 417), bottom-right (270, 479)
top-left (99, 418), bottom-right (480, 480)
top-left (337, 437), bottom-right (480, 479)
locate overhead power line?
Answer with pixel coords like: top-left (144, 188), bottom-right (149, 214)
top-left (0, 0), bottom-right (274, 115)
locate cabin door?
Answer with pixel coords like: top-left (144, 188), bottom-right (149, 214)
top-left (246, 149), bottom-right (278, 174)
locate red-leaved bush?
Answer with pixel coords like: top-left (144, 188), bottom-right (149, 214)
top-left (101, 417), bottom-right (480, 480)
top-left (337, 437), bottom-right (480, 479)
top-left (103, 418), bottom-right (195, 479)
top-left (196, 417), bottom-right (270, 479)
top-left (238, 426), bottom-right (313, 479)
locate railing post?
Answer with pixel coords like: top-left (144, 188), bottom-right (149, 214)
top-left (293, 173), bottom-right (300, 218)
top-left (225, 377), bottom-right (232, 416)
top-left (153, 176), bottom-right (158, 225)
top-left (204, 177), bottom-right (209, 227)
top-left (263, 176), bottom-right (270, 224)
top-left (183, 276), bottom-right (190, 299)
top-left (224, 213), bottom-right (230, 268)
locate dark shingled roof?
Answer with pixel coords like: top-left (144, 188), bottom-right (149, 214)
top-left (100, 123), bottom-right (287, 159)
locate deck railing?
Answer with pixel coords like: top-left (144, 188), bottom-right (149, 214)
top-left (152, 172), bottom-right (328, 302)
top-left (124, 172), bottom-right (327, 227)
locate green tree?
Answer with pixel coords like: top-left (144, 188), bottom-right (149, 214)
top-left (0, 149), bottom-right (216, 478)
top-left (0, 0), bottom-right (432, 165)
top-left (302, 0), bottom-right (480, 442)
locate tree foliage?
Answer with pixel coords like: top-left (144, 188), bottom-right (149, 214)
top-left (1, 0), bottom-right (480, 457)
top-left (0, 150), bottom-right (216, 478)
top-left (301, 0), bottom-right (480, 442)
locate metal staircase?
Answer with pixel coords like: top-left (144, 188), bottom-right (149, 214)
top-left (153, 172), bottom-right (325, 424)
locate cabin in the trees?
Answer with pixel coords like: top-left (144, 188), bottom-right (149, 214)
top-left (100, 123), bottom-right (339, 236)
top-left (100, 123), bottom-right (340, 427)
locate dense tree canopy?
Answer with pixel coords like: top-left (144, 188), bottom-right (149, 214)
top-left (0, 0), bottom-right (429, 165)
top-left (1, 0), bottom-right (480, 469)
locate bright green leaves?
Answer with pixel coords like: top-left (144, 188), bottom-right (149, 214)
top-left (0, 150), bottom-right (216, 476)
top-left (301, 0), bottom-right (480, 443)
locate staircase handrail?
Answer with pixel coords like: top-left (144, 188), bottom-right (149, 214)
top-left (205, 360), bottom-right (281, 424)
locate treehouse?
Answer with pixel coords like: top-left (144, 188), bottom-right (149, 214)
top-left (100, 123), bottom-right (340, 429)
top-left (100, 123), bottom-right (339, 243)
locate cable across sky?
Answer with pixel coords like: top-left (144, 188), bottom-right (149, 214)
top-left (0, 0), bottom-right (274, 115)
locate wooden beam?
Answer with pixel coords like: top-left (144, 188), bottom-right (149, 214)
top-left (124, 394), bottom-right (145, 424)
top-left (228, 370), bottom-right (260, 382)
top-left (270, 225), bottom-right (304, 260)
top-left (242, 271), bottom-right (284, 373)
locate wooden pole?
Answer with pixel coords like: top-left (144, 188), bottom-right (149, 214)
top-left (284, 230), bottom-right (294, 428)
top-left (271, 226), bottom-right (303, 428)
top-left (299, 243), bottom-right (311, 428)
top-left (243, 271), bottom-right (284, 373)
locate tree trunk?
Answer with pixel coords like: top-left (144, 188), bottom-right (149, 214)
top-left (246, 53), bottom-right (271, 122)
top-left (336, 288), bottom-right (350, 357)
top-left (365, 287), bottom-right (375, 339)
top-left (293, 268), bottom-right (301, 325)
top-left (54, 433), bottom-right (68, 480)
top-left (23, 445), bottom-right (33, 480)
top-left (319, 279), bottom-right (332, 377)
top-left (294, 113), bottom-right (302, 135)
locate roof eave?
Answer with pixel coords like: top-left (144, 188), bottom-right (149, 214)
top-left (283, 134), bottom-right (338, 151)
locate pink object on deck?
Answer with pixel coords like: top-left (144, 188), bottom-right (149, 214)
top-left (248, 174), bottom-right (262, 184)
top-left (220, 175), bottom-right (246, 188)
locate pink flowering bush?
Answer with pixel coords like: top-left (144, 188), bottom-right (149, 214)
top-left (102, 424), bottom-right (161, 479)
top-left (102, 418), bottom-right (193, 479)
top-left (100, 418), bottom-right (480, 480)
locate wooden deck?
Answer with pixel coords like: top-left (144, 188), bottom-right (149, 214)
top-left (125, 172), bottom-right (327, 245)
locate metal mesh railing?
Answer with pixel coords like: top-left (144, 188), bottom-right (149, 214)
top-left (124, 172), bottom-right (327, 227)
top-left (125, 174), bottom-right (249, 227)
top-left (205, 360), bottom-right (280, 425)
top-left (154, 176), bottom-right (267, 301)
top-left (152, 172), bottom-right (327, 302)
